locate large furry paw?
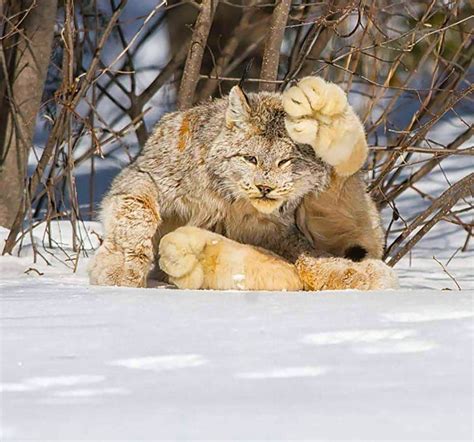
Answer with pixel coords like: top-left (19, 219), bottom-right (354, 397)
top-left (295, 255), bottom-right (399, 291)
top-left (283, 76), bottom-right (367, 175)
top-left (88, 242), bottom-right (148, 288)
top-left (159, 227), bottom-right (303, 291)
top-left (283, 76), bottom-right (348, 120)
top-left (158, 226), bottom-right (209, 289)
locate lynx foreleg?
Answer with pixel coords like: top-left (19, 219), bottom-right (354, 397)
top-left (89, 184), bottom-right (160, 287)
top-left (159, 227), bottom-right (302, 291)
top-left (159, 227), bottom-right (398, 292)
top-left (283, 76), bottom-right (368, 176)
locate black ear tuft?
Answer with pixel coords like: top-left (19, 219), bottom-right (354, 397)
top-left (344, 245), bottom-right (368, 262)
top-left (238, 58), bottom-right (254, 89)
top-left (238, 58), bottom-right (254, 106)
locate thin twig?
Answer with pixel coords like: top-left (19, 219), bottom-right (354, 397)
top-left (432, 256), bottom-right (462, 291)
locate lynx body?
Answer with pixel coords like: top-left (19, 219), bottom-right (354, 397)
top-left (89, 77), bottom-right (397, 291)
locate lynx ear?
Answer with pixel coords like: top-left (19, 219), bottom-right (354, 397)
top-left (226, 86), bottom-right (251, 129)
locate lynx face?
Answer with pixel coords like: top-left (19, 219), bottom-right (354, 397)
top-left (208, 87), bottom-right (329, 214)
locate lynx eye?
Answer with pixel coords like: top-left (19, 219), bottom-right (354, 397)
top-left (243, 155), bottom-right (258, 165)
top-left (278, 158), bottom-right (292, 167)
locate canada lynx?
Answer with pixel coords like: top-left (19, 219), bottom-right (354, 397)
top-left (89, 77), bottom-right (398, 291)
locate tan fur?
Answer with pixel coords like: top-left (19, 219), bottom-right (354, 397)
top-left (159, 227), bottom-right (303, 291)
top-left (89, 183), bottom-right (160, 287)
top-left (298, 172), bottom-right (384, 260)
top-left (158, 227), bottom-right (396, 292)
top-left (89, 76), bottom-right (397, 291)
top-left (295, 255), bottom-right (398, 291)
top-left (283, 76), bottom-right (368, 176)
top-left (178, 115), bottom-right (191, 151)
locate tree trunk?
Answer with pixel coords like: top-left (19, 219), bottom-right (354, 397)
top-left (0, 0), bottom-right (58, 228)
top-left (177, 0), bottom-right (218, 110)
top-left (259, 0), bottom-right (290, 92)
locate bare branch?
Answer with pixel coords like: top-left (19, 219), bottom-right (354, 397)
top-left (177, 0), bottom-right (219, 109)
top-left (259, 0), bottom-right (291, 92)
top-left (385, 173), bottom-right (474, 267)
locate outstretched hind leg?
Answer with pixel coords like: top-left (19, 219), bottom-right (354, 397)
top-left (159, 226), bottom-right (302, 291)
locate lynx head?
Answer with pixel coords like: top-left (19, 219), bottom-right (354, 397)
top-left (209, 86), bottom-right (329, 215)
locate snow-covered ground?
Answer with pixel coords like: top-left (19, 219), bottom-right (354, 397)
top-left (0, 220), bottom-right (473, 441)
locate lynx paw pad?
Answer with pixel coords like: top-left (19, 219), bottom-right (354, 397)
top-left (284, 117), bottom-right (319, 146)
top-left (283, 76), bottom-right (350, 155)
top-left (283, 76), bottom-right (348, 119)
top-left (159, 227), bottom-right (208, 289)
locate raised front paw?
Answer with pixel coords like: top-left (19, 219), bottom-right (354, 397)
top-left (158, 226), bottom-right (209, 289)
top-left (295, 255), bottom-right (399, 291)
top-left (283, 76), bottom-right (348, 121)
top-left (283, 76), bottom-right (349, 148)
top-left (283, 77), bottom-right (367, 175)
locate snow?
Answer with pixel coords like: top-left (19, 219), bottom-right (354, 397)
top-left (0, 221), bottom-right (473, 441)
top-left (109, 355), bottom-right (208, 372)
top-left (1, 284), bottom-right (472, 440)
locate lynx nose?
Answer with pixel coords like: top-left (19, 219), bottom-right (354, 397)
top-left (256, 185), bottom-right (273, 196)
